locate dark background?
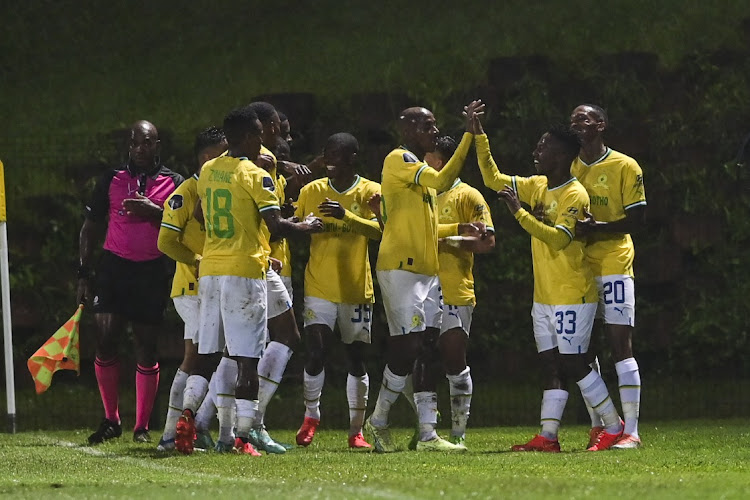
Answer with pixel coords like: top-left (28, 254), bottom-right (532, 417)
top-left (1, 0), bottom-right (749, 430)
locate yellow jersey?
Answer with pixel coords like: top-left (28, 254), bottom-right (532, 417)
top-left (437, 179), bottom-right (494, 306)
top-left (296, 176), bottom-right (381, 304)
top-left (269, 174), bottom-right (292, 277)
top-left (571, 148), bottom-right (646, 277)
top-left (160, 174), bottom-right (205, 297)
top-left (476, 134), bottom-right (596, 305)
top-left (376, 132), bottom-right (473, 276)
top-left (197, 155), bottom-right (279, 279)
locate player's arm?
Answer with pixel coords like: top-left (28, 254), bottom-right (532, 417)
top-left (263, 208), bottom-right (323, 238)
top-left (498, 186), bottom-right (571, 251)
top-left (473, 115), bottom-right (513, 192)
top-left (317, 198), bottom-right (381, 240)
top-left (158, 224), bottom-right (199, 266)
top-left (441, 228), bottom-right (496, 254)
top-left (577, 163), bottom-right (647, 236)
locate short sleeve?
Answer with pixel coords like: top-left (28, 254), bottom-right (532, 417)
top-left (512, 175), bottom-right (545, 207)
top-left (461, 188), bottom-right (494, 232)
top-left (554, 188), bottom-right (588, 240)
top-left (161, 180), bottom-right (195, 233)
top-left (622, 159), bottom-right (646, 210)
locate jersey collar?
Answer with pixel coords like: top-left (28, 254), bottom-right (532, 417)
top-left (579, 147), bottom-right (611, 167)
top-left (548, 176), bottom-right (578, 191)
top-left (328, 175), bottom-right (360, 194)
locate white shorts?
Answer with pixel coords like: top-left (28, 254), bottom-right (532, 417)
top-left (532, 302), bottom-right (597, 355)
top-left (440, 304), bottom-right (474, 336)
top-left (197, 275), bottom-right (267, 358)
top-left (267, 268), bottom-right (292, 319)
top-left (377, 270), bottom-right (442, 336)
top-left (280, 275), bottom-right (293, 299)
top-left (303, 296), bottom-right (372, 344)
top-left (595, 274), bottom-right (636, 326)
top-left (173, 295), bottom-right (200, 342)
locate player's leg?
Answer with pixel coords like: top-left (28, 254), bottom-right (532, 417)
top-left (438, 304), bottom-right (473, 448)
top-left (512, 304), bottom-right (567, 452)
top-left (556, 302), bottom-right (624, 451)
top-left (413, 279), bottom-right (463, 451)
top-left (177, 275), bottom-right (224, 454)
top-left (340, 303), bottom-right (373, 449)
top-left (223, 276), bottom-right (267, 456)
top-left (601, 275), bottom-right (641, 448)
top-left (209, 354), bottom-right (238, 452)
top-left (365, 271), bottom-right (424, 452)
top-left (250, 270), bottom-right (295, 453)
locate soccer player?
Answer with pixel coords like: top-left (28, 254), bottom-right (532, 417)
top-left (78, 120), bottom-right (184, 444)
top-left (473, 113), bottom-right (624, 452)
top-left (294, 132), bottom-right (381, 450)
top-left (364, 101), bottom-right (483, 453)
top-left (431, 136), bottom-right (495, 448)
top-left (570, 104), bottom-right (646, 449)
top-left (154, 126), bottom-right (227, 451)
top-left (174, 106), bottom-right (322, 455)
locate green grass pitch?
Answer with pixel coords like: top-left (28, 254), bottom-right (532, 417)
top-left (2, 420), bottom-right (749, 499)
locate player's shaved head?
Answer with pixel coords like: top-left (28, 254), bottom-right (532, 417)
top-left (326, 132), bottom-right (359, 156)
top-left (397, 107), bottom-right (439, 156)
top-left (398, 107), bottom-right (432, 134)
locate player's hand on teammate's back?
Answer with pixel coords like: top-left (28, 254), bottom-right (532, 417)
top-left (575, 208), bottom-right (599, 236)
top-left (497, 186), bottom-right (522, 214)
top-left (122, 192), bottom-right (162, 218)
top-left (318, 198), bottom-right (345, 219)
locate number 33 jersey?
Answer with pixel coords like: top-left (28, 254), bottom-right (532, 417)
top-left (197, 156), bottom-right (280, 279)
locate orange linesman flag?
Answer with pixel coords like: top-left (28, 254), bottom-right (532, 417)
top-left (27, 305), bottom-right (83, 394)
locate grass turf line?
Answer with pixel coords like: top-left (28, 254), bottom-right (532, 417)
top-left (1, 420), bottom-right (749, 499)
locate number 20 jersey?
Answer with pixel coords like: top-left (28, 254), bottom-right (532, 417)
top-left (197, 155), bottom-right (280, 280)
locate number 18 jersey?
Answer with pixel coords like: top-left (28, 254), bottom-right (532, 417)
top-left (197, 155), bottom-right (280, 280)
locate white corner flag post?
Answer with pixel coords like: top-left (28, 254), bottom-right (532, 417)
top-left (0, 160), bottom-right (16, 433)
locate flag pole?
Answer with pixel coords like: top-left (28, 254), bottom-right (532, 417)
top-left (0, 160), bottom-right (16, 433)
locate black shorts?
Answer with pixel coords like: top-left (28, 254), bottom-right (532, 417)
top-left (92, 251), bottom-right (171, 325)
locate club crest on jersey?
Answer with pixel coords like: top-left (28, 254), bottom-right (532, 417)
top-left (593, 173), bottom-right (609, 189)
top-left (403, 152), bottom-right (419, 163)
top-left (440, 205), bottom-right (453, 222)
top-left (262, 176), bottom-right (275, 191)
top-left (545, 200), bottom-right (558, 215)
top-left (168, 194), bottom-right (184, 210)
top-left (350, 201), bottom-right (362, 216)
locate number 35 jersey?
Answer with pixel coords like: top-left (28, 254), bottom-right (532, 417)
top-left (197, 155), bottom-right (280, 280)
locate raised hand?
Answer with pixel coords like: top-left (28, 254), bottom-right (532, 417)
top-left (367, 193), bottom-right (382, 219)
top-left (463, 100), bottom-right (486, 134)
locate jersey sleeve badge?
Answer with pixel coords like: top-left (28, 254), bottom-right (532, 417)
top-left (168, 194), bottom-right (184, 210)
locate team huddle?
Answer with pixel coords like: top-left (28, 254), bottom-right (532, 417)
top-left (77, 98), bottom-right (646, 455)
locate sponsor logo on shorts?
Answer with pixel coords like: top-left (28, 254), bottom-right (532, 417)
top-left (303, 308), bottom-right (316, 321)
